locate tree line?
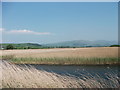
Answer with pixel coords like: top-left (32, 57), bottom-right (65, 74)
top-left (1, 44), bottom-right (120, 50)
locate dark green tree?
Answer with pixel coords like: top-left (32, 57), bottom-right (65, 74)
top-left (27, 46), bottom-right (31, 49)
top-left (110, 45), bottom-right (120, 47)
top-left (6, 44), bottom-right (14, 50)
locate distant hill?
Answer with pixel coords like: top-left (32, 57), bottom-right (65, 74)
top-left (0, 40), bottom-right (118, 49)
top-left (0, 43), bottom-right (43, 49)
top-left (44, 40), bottom-right (118, 47)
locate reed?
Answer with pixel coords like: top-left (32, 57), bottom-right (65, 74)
top-left (1, 47), bottom-right (119, 65)
top-left (1, 47), bottom-right (118, 58)
top-left (6, 57), bottom-right (119, 65)
top-left (1, 55), bottom-right (14, 60)
top-left (1, 60), bottom-right (120, 88)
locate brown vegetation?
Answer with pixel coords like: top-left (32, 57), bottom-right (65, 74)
top-left (1, 47), bottom-right (118, 58)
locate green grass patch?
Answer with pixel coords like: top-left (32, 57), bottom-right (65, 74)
top-left (1, 55), bottom-right (14, 60)
top-left (8, 57), bottom-right (120, 65)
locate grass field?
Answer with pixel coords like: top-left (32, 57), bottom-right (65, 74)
top-left (1, 47), bottom-right (119, 65)
top-left (1, 60), bottom-right (119, 88)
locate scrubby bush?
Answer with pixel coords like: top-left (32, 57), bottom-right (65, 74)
top-left (6, 44), bottom-right (14, 50)
top-left (110, 45), bottom-right (120, 47)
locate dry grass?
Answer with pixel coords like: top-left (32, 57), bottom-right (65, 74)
top-left (0, 47), bottom-right (118, 58)
top-left (1, 60), bottom-right (120, 88)
top-left (1, 47), bottom-right (119, 65)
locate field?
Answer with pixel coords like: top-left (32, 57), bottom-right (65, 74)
top-left (1, 47), bottom-right (119, 65)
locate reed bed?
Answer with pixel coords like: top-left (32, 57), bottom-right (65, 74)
top-left (8, 57), bottom-right (119, 65)
top-left (1, 47), bottom-right (118, 58)
top-left (1, 60), bottom-right (120, 88)
top-left (1, 47), bottom-right (119, 65)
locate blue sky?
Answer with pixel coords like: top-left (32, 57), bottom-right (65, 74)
top-left (1, 2), bottom-right (118, 44)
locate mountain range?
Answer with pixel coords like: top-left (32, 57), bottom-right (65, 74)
top-left (44, 40), bottom-right (118, 47)
top-left (0, 40), bottom-right (118, 49)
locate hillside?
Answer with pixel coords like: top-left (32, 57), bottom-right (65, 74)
top-left (0, 43), bottom-right (43, 49)
top-left (0, 40), bottom-right (118, 49)
top-left (44, 40), bottom-right (118, 47)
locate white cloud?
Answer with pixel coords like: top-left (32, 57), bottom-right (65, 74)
top-left (10, 30), bottom-right (33, 33)
top-left (0, 28), bottom-right (5, 32)
top-left (6, 29), bottom-right (51, 35)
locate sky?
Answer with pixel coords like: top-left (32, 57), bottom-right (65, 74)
top-left (1, 2), bottom-right (118, 44)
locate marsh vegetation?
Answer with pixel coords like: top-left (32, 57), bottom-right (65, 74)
top-left (1, 47), bottom-right (119, 65)
top-left (1, 47), bottom-right (119, 88)
top-left (1, 60), bottom-right (119, 88)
